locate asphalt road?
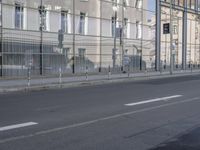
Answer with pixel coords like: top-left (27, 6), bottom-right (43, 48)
top-left (1, 75), bottom-right (200, 150)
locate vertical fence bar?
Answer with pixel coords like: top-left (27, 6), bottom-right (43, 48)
top-left (113, 10), bottom-right (117, 69)
top-left (85, 66), bottom-right (88, 81)
top-left (182, 0), bottom-right (187, 70)
top-left (0, 1), bottom-right (3, 77)
top-left (156, 0), bottom-right (161, 72)
top-left (39, 0), bottom-right (43, 75)
top-left (140, 0), bottom-right (144, 71)
top-left (121, 0), bottom-right (125, 73)
top-left (59, 67), bottom-right (62, 85)
top-left (108, 65), bottom-right (111, 79)
top-left (128, 64), bottom-right (130, 77)
top-left (72, 0), bottom-right (75, 74)
top-left (99, 0), bottom-right (102, 72)
top-left (27, 66), bottom-right (31, 87)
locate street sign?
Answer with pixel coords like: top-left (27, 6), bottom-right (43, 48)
top-left (163, 23), bottom-right (170, 34)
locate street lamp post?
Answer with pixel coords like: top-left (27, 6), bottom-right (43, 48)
top-left (113, 4), bottom-right (118, 69)
top-left (114, 10), bottom-right (117, 68)
top-left (170, 0), bottom-right (174, 75)
top-left (121, 0), bottom-right (125, 72)
top-left (72, 0), bottom-right (75, 74)
top-left (39, 2), bottom-right (44, 76)
top-left (0, 1), bottom-right (3, 77)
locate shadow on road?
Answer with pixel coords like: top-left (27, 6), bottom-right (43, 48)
top-left (149, 126), bottom-right (200, 150)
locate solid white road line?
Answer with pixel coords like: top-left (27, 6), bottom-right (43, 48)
top-left (125, 95), bottom-right (183, 106)
top-left (0, 122), bottom-right (38, 132)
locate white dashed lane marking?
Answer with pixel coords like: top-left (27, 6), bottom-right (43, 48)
top-left (125, 95), bottom-right (183, 106)
top-left (0, 122), bottom-right (38, 132)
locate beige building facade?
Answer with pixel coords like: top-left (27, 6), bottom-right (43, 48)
top-left (0, 0), bottom-right (157, 77)
top-left (160, 0), bottom-right (200, 69)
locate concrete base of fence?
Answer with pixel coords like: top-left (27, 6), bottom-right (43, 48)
top-left (0, 70), bottom-right (200, 94)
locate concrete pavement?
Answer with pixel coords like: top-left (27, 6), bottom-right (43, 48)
top-left (0, 69), bottom-right (200, 93)
top-left (1, 75), bottom-right (200, 149)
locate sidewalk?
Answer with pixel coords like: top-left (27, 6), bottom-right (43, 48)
top-left (0, 69), bottom-right (200, 93)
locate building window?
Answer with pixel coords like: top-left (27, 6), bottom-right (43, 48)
top-left (135, 0), bottom-right (142, 9)
top-left (78, 48), bottom-right (86, 57)
top-left (39, 5), bottom-right (49, 31)
top-left (15, 3), bottom-right (24, 29)
top-left (79, 12), bottom-right (86, 34)
top-left (61, 11), bottom-right (69, 33)
top-left (136, 21), bottom-right (142, 39)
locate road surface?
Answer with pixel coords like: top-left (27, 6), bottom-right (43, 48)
top-left (1, 75), bottom-right (200, 150)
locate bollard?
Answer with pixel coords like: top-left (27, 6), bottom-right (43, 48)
top-left (145, 69), bottom-right (148, 79)
top-left (59, 67), bottom-right (62, 85)
top-left (85, 66), bottom-right (88, 81)
top-left (27, 67), bottom-right (31, 87)
top-left (108, 65), bottom-right (111, 80)
top-left (160, 66), bottom-right (163, 75)
top-left (128, 65), bottom-right (130, 78)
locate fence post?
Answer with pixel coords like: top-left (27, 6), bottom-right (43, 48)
top-left (145, 69), bottom-right (148, 79)
top-left (128, 64), bottom-right (130, 78)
